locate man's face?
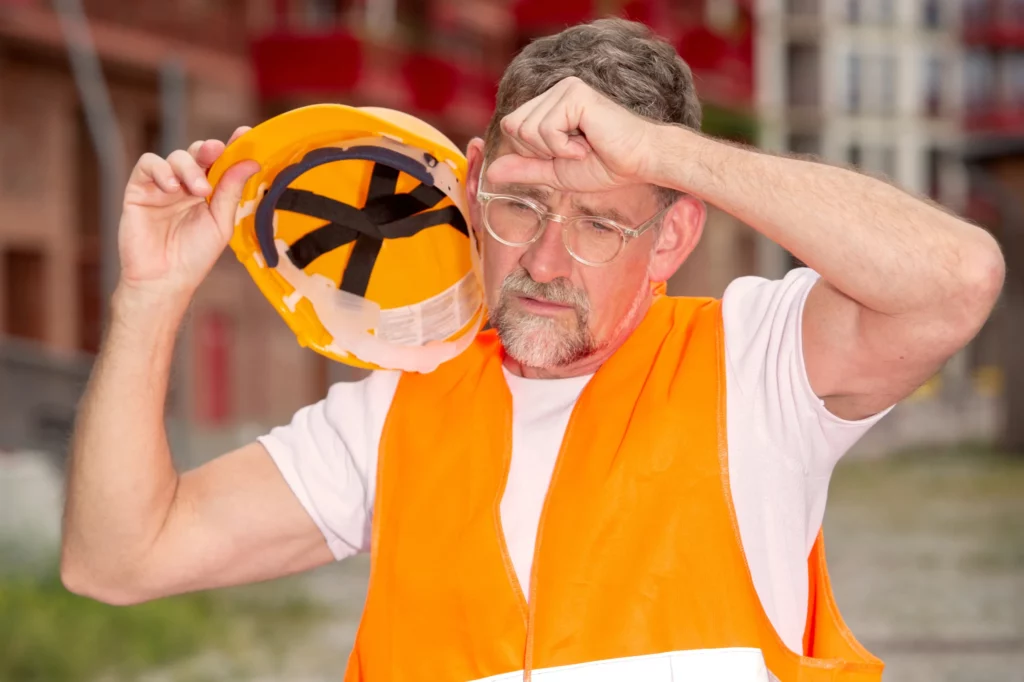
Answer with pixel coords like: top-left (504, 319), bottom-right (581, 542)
top-left (473, 150), bottom-right (664, 371)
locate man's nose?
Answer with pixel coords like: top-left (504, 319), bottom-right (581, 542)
top-left (520, 218), bottom-right (574, 284)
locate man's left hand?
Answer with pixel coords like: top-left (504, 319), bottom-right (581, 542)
top-left (487, 77), bottom-right (664, 192)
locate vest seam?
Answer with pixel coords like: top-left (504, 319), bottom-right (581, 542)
top-left (713, 303), bottom-right (881, 676)
top-left (346, 371), bottom-right (399, 679)
top-left (713, 303), bottom-right (807, 671)
top-left (812, 535), bottom-right (884, 668)
top-left (493, 379), bottom-right (530, 624)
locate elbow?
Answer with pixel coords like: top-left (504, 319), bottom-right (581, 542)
top-left (946, 232), bottom-right (1006, 343)
top-left (965, 232), bottom-right (1006, 315)
top-left (60, 551), bottom-right (153, 606)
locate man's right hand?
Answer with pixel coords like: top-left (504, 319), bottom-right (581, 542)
top-left (118, 126), bottom-right (259, 301)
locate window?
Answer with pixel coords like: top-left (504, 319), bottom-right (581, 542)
top-left (194, 311), bottom-right (235, 425)
top-left (964, 50), bottom-right (995, 112)
top-left (881, 146), bottom-right (897, 179)
top-left (880, 53), bottom-right (898, 115)
top-left (847, 52), bottom-right (863, 113)
top-left (1010, 0), bottom-right (1024, 24)
top-left (963, 0), bottom-right (988, 25)
top-left (787, 133), bottom-right (822, 156)
top-left (77, 258), bottom-right (101, 353)
top-left (926, 147), bottom-right (943, 200)
top-left (847, 0), bottom-right (861, 23)
top-left (76, 109), bottom-right (101, 353)
top-left (880, 0), bottom-right (895, 23)
top-left (786, 43), bottom-right (820, 108)
top-left (3, 249), bottom-right (47, 342)
top-left (1007, 53), bottom-right (1024, 107)
top-left (847, 144), bottom-right (863, 167)
top-left (924, 55), bottom-right (943, 116)
top-left (786, 0), bottom-right (820, 16)
top-left (304, 0), bottom-right (340, 27)
top-left (0, 92), bottom-right (46, 197)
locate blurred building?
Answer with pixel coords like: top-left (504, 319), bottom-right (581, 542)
top-left (757, 0), bottom-right (965, 206)
top-left (959, 0), bottom-right (1024, 448)
top-left (0, 0), bottom-right (259, 447)
top-left (1, 0), bottom-right (759, 440)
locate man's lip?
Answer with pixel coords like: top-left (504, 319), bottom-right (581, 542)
top-left (516, 294), bottom-right (574, 311)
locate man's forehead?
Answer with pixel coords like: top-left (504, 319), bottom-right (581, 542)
top-left (486, 160), bottom-right (655, 224)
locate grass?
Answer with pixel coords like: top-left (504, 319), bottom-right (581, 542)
top-left (0, 569), bottom-right (325, 682)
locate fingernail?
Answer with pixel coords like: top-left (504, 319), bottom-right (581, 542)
top-left (168, 179), bottom-right (180, 190)
top-left (194, 179), bottom-right (211, 192)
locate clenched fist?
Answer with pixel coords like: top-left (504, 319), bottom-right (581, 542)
top-left (486, 76), bottom-right (666, 194)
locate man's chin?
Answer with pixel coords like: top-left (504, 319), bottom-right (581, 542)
top-left (497, 325), bottom-right (590, 369)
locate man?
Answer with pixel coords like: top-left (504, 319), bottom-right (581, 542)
top-left (61, 18), bottom-right (1003, 682)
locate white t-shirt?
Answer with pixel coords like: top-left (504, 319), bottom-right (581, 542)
top-left (259, 268), bottom-right (886, 654)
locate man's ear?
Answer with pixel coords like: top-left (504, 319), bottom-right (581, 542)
top-left (465, 138), bottom-right (486, 241)
top-left (466, 138), bottom-right (486, 198)
top-left (648, 196), bottom-right (706, 285)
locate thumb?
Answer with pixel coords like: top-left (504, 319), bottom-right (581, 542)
top-left (209, 160), bottom-right (261, 235)
top-left (486, 154), bottom-right (558, 188)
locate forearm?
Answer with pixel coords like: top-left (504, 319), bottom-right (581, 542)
top-left (655, 127), bottom-right (1004, 319)
top-left (62, 285), bottom-right (190, 592)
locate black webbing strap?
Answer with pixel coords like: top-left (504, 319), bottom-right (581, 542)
top-left (253, 146), bottom-right (467, 297)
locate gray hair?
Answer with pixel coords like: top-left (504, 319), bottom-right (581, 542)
top-left (484, 18), bottom-right (702, 208)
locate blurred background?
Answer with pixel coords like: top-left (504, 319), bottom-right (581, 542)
top-left (0, 0), bottom-right (1021, 680)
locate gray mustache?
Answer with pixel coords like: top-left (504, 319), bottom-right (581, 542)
top-left (501, 270), bottom-right (589, 312)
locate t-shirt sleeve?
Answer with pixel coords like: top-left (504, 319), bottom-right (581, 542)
top-left (257, 370), bottom-right (401, 561)
top-left (721, 267), bottom-right (891, 479)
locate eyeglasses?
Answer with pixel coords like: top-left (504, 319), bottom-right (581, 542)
top-left (474, 163), bottom-right (671, 266)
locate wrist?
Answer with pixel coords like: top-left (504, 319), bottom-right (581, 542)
top-left (111, 281), bottom-right (192, 334)
top-left (644, 124), bottom-right (718, 197)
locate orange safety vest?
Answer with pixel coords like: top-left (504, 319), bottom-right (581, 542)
top-left (345, 295), bottom-right (883, 682)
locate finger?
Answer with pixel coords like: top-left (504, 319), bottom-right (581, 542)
top-left (500, 91), bottom-right (544, 138)
top-left (486, 154), bottom-right (558, 189)
top-left (502, 93), bottom-right (552, 159)
top-left (194, 139), bottom-right (226, 170)
top-left (505, 137), bottom-right (545, 161)
top-left (167, 149), bottom-right (212, 196)
top-left (517, 96), bottom-right (562, 159)
top-left (500, 77), bottom-right (575, 136)
top-left (187, 140), bottom-right (205, 157)
top-left (227, 126), bottom-right (252, 146)
top-left (132, 153), bottom-right (183, 193)
top-left (209, 160), bottom-right (261, 235)
top-left (537, 88), bottom-right (589, 160)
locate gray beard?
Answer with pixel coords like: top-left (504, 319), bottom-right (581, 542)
top-left (490, 270), bottom-right (596, 369)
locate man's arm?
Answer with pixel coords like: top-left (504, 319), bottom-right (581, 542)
top-left (655, 130), bottom-right (1005, 420)
top-left (61, 132), bottom-right (336, 605)
top-left (61, 287), bottom-right (333, 605)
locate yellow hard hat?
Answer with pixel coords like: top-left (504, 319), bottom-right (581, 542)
top-left (208, 104), bottom-right (485, 373)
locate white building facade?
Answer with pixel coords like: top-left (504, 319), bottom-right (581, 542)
top-left (756, 0), bottom-right (966, 277)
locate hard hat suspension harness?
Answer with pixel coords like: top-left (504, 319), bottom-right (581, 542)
top-left (255, 146), bottom-right (469, 297)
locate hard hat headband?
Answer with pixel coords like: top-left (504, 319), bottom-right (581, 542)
top-left (256, 145), bottom-right (440, 269)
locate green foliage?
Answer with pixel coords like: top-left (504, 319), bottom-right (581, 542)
top-left (701, 103), bottom-right (758, 144)
top-left (0, 572), bottom-right (322, 682)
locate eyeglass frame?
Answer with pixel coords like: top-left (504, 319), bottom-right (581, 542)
top-left (473, 162), bottom-right (673, 267)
